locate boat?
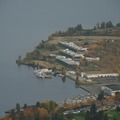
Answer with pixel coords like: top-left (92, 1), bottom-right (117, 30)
top-left (34, 68), bottom-right (52, 79)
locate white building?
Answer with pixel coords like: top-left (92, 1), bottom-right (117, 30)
top-left (83, 71), bottom-right (119, 78)
top-left (59, 41), bottom-right (88, 51)
top-left (60, 49), bottom-right (84, 58)
top-left (56, 55), bottom-right (80, 66)
top-left (85, 57), bottom-right (100, 61)
top-left (102, 84), bottom-right (120, 96)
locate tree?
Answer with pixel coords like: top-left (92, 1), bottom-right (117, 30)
top-left (84, 59), bottom-right (88, 66)
top-left (18, 111), bottom-right (26, 120)
top-left (96, 22), bottom-right (100, 29)
top-left (101, 22), bottom-right (106, 28)
top-left (18, 55), bottom-right (22, 61)
top-left (115, 92), bottom-right (120, 101)
top-left (49, 101), bottom-right (57, 112)
top-left (106, 21), bottom-right (114, 28)
top-left (38, 108), bottom-right (49, 120)
top-left (62, 67), bottom-right (67, 75)
top-left (116, 106), bottom-right (120, 111)
top-left (36, 101), bottom-right (40, 108)
top-left (85, 110), bottom-right (91, 120)
top-left (75, 24), bottom-right (83, 31)
top-left (116, 23), bottom-right (120, 27)
top-left (67, 27), bottom-right (74, 36)
top-left (90, 103), bottom-right (97, 119)
top-left (23, 103), bottom-right (27, 109)
top-left (16, 103), bottom-right (20, 112)
top-left (75, 66), bottom-right (81, 75)
top-left (97, 91), bottom-right (104, 101)
top-left (75, 75), bottom-right (80, 87)
top-left (104, 113), bottom-right (109, 120)
top-left (26, 52), bottom-right (32, 60)
top-left (96, 111), bottom-right (104, 120)
top-left (11, 109), bottom-right (15, 120)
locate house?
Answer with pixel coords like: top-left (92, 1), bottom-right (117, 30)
top-left (102, 84), bottom-right (120, 96)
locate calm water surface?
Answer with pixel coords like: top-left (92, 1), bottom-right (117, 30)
top-left (0, 39), bottom-right (87, 116)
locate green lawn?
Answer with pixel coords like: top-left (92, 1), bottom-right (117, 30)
top-left (67, 110), bottom-right (120, 120)
top-left (72, 113), bottom-right (85, 120)
top-left (105, 110), bottom-right (120, 120)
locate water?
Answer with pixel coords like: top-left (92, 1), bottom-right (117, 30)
top-left (0, 1), bottom-right (89, 116)
top-left (0, 37), bottom-right (88, 116)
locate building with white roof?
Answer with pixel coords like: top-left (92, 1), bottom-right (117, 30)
top-left (102, 84), bottom-right (120, 96)
top-left (56, 55), bottom-right (80, 66)
top-left (59, 41), bottom-right (88, 51)
top-left (82, 71), bottom-right (119, 78)
top-left (60, 49), bottom-right (84, 58)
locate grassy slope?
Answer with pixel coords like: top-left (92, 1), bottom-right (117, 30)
top-left (105, 110), bottom-right (120, 119)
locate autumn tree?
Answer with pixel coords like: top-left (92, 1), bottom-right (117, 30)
top-left (62, 67), bottom-right (67, 75)
top-left (38, 108), bottom-right (49, 120)
top-left (75, 66), bottom-right (81, 75)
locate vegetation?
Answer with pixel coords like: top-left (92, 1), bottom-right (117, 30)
top-left (16, 21), bottom-right (120, 74)
top-left (105, 110), bottom-right (120, 120)
top-left (97, 91), bottom-right (104, 101)
top-left (1, 91), bottom-right (120, 120)
top-left (3, 100), bottom-right (68, 120)
top-left (49, 21), bottom-right (120, 38)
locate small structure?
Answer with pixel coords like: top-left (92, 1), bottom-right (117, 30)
top-left (60, 49), bottom-right (84, 58)
top-left (59, 41), bottom-right (88, 52)
top-left (56, 55), bottom-right (80, 66)
top-left (83, 71), bottom-right (119, 78)
top-left (102, 84), bottom-right (120, 96)
top-left (85, 57), bottom-right (100, 61)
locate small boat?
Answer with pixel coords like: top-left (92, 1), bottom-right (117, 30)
top-left (36, 74), bottom-right (46, 78)
top-left (45, 75), bottom-right (52, 78)
top-left (58, 74), bottom-right (64, 77)
top-left (34, 68), bottom-right (52, 79)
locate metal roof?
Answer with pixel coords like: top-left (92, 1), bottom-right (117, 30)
top-left (105, 84), bottom-right (120, 91)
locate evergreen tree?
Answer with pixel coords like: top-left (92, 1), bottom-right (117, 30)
top-left (23, 103), bottom-right (27, 109)
top-left (75, 24), bottom-right (83, 31)
top-left (116, 23), bottom-right (120, 27)
top-left (36, 101), bottom-right (40, 108)
top-left (106, 21), bottom-right (114, 28)
top-left (90, 103), bottom-right (97, 120)
top-left (104, 114), bottom-right (109, 120)
top-left (97, 91), bottom-right (104, 101)
top-left (101, 22), bottom-right (106, 28)
top-left (16, 103), bottom-right (20, 112)
top-left (85, 110), bottom-right (91, 120)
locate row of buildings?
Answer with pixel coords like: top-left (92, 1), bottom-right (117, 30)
top-left (81, 71), bottom-right (119, 78)
top-left (51, 41), bottom-right (120, 96)
top-left (56, 55), bottom-right (80, 66)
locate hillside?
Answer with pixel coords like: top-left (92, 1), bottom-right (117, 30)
top-left (16, 36), bottom-right (120, 76)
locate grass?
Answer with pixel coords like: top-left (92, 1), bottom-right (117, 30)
top-left (72, 113), bottom-right (85, 120)
top-left (105, 110), bottom-right (120, 120)
top-left (67, 110), bottom-right (120, 120)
